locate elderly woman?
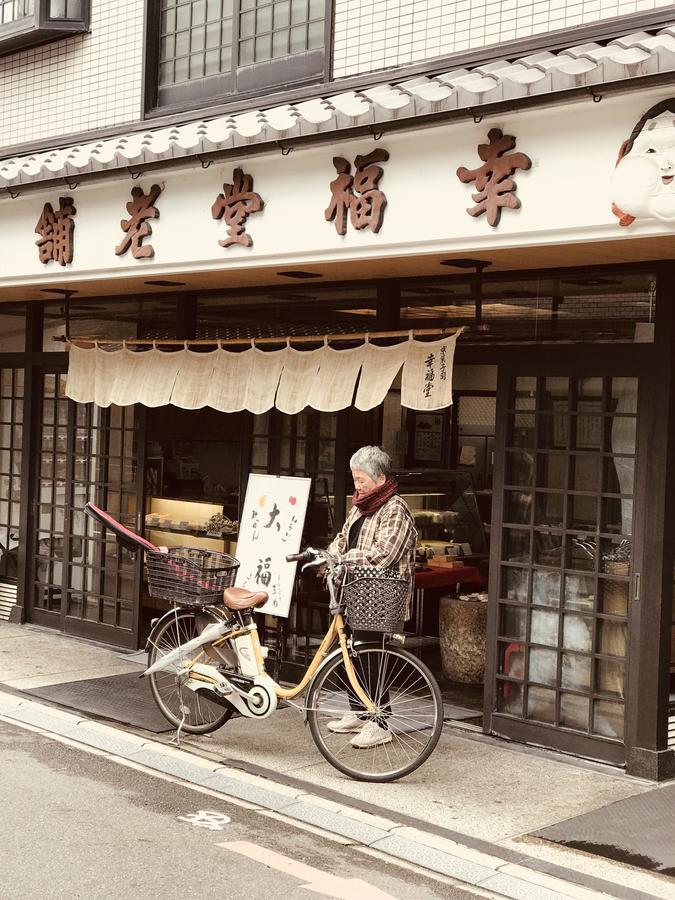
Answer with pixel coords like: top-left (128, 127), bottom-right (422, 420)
top-left (326, 445), bottom-right (417, 748)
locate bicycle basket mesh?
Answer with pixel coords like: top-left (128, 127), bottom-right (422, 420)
top-left (145, 548), bottom-right (239, 607)
top-left (343, 567), bottom-right (408, 632)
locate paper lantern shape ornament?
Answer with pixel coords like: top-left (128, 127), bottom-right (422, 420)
top-left (612, 100), bottom-right (675, 226)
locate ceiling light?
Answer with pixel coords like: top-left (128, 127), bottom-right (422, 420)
top-left (277, 270), bottom-right (323, 279)
top-left (144, 279), bottom-right (186, 287)
top-left (40, 288), bottom-right (78, 296)
top-left (440, 258), bottom-right (491, 269)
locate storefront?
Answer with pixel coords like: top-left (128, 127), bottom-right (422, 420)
top-left (2, 83), bottom-right (675, 779)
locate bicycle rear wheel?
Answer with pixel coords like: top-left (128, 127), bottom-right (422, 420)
top-left (147, 607), bottom-right (235, 734)
top-left (306, 644), bottom-right (443, 782)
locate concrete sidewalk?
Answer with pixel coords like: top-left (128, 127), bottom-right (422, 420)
top-left (2, 621), bottom-right (673, 899)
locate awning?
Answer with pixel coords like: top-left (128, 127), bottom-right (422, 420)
top-left (65, 330), bottom-right (462, 413)
top-left (2, 24), bottom-right (674, 190)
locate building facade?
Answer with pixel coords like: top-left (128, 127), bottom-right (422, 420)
top-left (2, 1), bottom-right (675, 780)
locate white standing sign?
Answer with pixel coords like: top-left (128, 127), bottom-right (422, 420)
top-left (235, 473), bottom-right (311, 617)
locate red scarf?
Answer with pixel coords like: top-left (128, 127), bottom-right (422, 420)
top-left (352, 477), bottom-right (399, 516)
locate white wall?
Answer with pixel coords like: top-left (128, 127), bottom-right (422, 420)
top-left (332, 0), bottom-right (674, 78)
top-left (0, 0), bottom-right (144, 150)
top-left (0, 85), bottom-right (673, 289)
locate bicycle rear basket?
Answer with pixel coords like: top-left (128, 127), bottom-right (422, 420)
top-left (145, 548), bottom-right (239, 607)
top-left (343, 567), bottom-right (408, 632)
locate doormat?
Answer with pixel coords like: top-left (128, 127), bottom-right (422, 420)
top-left (532, 783), bottom-right (675, 876)
top-left (25, 672), bottom-right (173, 733)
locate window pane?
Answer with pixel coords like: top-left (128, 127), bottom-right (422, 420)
top-left (239, 38), bottom-right (254, 65)
top-left (307, 18), bottom-right (323, 48)
top-left (191, 26), bottom-right (205, 50)
top-left (255, 32), bottom-right (272, 60)
top-left (240, 9), bottom-right (255, 36)
top-left (190, 53), bottom-right (205, 77)
top-left (192, 0), bottom-right (205, 24)
top-left (596, 658), bottom-right (625, 697)
top-left (272, 28), bottom-right (289, 56)
top-left (561, 653), bottom-right (590, 690)
top-left (530, 610), bottom-right (558, 648)
top-left (274, 0), bottom-right (289, 27)
top-left (560, 693), bottom-right (589, 731)
top-left (206, 20), bottom-right (221, 47)
top-left (532, 569), bottom-right (560, 608)
top-left (499, 605), bottom-right (527, 639)
top-left (289, 24), bottom-right (306, 51)
top-left (527, 686), bottom-right (556, 724)
top-left (204, 48), bottom-right (221, 74)
top-left (598, 579), bottom-right (628, 617)
top-left (175, 30), bottom-right (189, 55)
top-left (502, 566), bottom-right (529, 603)
top-left (597, 620), bottom-right (628, 658)
top-left (176, 4), bottom-right (190, 29)
top-left (257, 4), bottom-right (272, 31)
top-left (593, 699), bottom-right (624, 740)
top-left (290, 0), bottom-right (307, 24)
top-left (562, 614), bottom-right (592, 652)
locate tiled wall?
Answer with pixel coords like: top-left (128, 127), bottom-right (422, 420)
top-left (332, 0), bottom-right (675, 78)
top-left (0, 0), bottom-right (143, 151)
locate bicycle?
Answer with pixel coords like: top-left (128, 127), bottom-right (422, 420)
top-left (84, 501), bottom-right (443, 782)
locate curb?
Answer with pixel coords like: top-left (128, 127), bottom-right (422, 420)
top-left (0, 689), bottom-right (660, 900)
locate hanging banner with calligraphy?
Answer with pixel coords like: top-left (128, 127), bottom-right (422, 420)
top-left (235, 473), bottom-right (311, 618)
top-left (65, 332), bottom-right (461, 412)
top-left (401, 330), bottom-right (463, 411)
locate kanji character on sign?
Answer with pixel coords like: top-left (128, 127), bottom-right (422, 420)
top-left (456, 128), bottom-right (531, 227)
top-left (211, 168), bottom-right (264, 248)
top-left (423, 353), bottom-right (435, 399)
top-left (264, 502), bottom-right (280, 531)
top-left (35, 196), bottom-right (76, 266)
top-left (115, 184), bottom-right (162, 259)
top-left (325, 149), bottom-right (389, 235)
top-left (255, 557), bottom-right (272, 588)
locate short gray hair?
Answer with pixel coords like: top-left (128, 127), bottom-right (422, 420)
top-left (349, 446), bottom-right (392, 481)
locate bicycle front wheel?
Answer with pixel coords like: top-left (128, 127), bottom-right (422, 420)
top-left (147, 607), bottom-right (235, 735)
top-left (306, 644), bottom-right (443, 782)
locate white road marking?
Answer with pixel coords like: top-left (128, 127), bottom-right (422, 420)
top-left (218, 840), bottom-right (398, 900)
top-left (177, 810), bottom-right (232, 830)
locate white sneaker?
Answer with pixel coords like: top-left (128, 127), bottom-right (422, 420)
top-left (327, 712), bottom-right (364, 733)
top-left (350, 721), bottom-right (393, 749)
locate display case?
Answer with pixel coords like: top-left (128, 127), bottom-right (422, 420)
top-left (396, 470), bottom-right (488, 561)
top-left (145, 497), bottom-right (238, 554)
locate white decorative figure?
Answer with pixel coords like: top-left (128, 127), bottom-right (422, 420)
top-left (612, 101), bottom-right (675, 226)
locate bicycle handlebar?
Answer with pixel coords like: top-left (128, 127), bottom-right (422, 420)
top-left (286, 548), bottom-right (317, 564)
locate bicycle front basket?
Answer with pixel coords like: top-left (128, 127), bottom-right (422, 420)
top-left (342, 566), bottom-right (408, 632)
top-left (145, 547), bottom-right (239, 607)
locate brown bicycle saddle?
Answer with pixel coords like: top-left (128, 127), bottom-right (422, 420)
top-left (222, 586), bottom-right (268, 610)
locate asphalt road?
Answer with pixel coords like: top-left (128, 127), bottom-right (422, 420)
top-left (1, 721), bottom-right (486, 900)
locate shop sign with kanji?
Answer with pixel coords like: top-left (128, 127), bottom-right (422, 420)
top-left (456, 128), bottom-right (531, 227)
top-left (235, 473), bottom-right (311, 618)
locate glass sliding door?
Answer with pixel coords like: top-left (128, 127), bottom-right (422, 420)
top-left (487, 370), bottom-right (637, 764)
top-left (0, 368), bottom-right (24, 619)
top-left (30, 372), bottom-right (143, 647)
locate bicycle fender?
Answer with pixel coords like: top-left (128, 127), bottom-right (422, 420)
top-left (143, 607), bottom-right (220, 657)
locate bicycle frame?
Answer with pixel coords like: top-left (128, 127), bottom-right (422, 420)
top-left (146, 607), bottom-right (376, 715)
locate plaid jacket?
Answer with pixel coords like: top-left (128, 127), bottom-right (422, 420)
top-left (328, 494), bottom-right (418, 618)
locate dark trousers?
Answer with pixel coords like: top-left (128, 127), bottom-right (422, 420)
top-left (347, 630), bottom-right (392, 727)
